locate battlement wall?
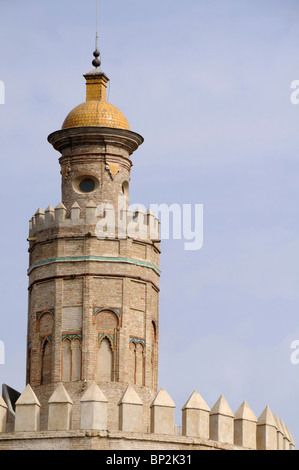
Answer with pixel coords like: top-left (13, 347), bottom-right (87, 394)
top-left (29, 202), bottom-right (160, 244)
top-left (0, 382), bottom-right (294, 451)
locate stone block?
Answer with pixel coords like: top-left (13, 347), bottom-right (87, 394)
top-left (256, 406), bottom-right (277, 450)
top-left (118, 385), bottom-right (143, 433)
top-left (182, 390), bottom-right (210, 438)
top-left (209, 395), bottom-right (234, 444)
top-left (150, 388), bottom-right (175, 435)
top-left (273, 413), bottom-right (284, 450)
top-left (234, 401), bottom-right (257, 449)
top-left (48, 383), bottom-right (73, 431)
top-left (14, 384), bottom-right (41, 432)
top-left (80, 381), bottom-right (108, 431)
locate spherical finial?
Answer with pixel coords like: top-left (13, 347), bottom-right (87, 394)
top-left (92, 49), bottom-right (101, 68)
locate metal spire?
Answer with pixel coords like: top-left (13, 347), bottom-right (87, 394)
top-left (92, 0), bottom-right (101, 68)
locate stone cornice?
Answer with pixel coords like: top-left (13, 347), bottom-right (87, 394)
top-left (48, 126), bottom-right (144, 156)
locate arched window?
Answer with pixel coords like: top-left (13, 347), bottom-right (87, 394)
top-left (94, 309), bottom-right (119, 382)
top-left (62, 339), bottom-right (72, 382)
top-left (38, 311), bottom-right (54, 336)
top-left (41, 338), bottom-right (52, 385)
top-left (129, 341), bottom-right (137, 384)
top-left (136, 342), bottom-right (145, 387)
top-left (62, 337), bottom-right (82, 382)
top-left (72, 338), bottom-right (82, 381)
top-left (151, 321), bottom-right (158, 390)
top-left (96, 337), bottom-right (113, 382)
top-left (122, 180), bottom-right (129, 205)
top-left (129, 340), bottom-right (145, 386)
top-left (95, 309), bottom-right (119, 331)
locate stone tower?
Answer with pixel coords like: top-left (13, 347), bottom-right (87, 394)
top-left (26, 54), bottom-right (161, 431)
top-left (0, 46), bottom-right (295, 453)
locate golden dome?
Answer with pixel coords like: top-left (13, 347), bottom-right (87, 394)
top-left (61, 69), bottom-right (130, 131)
top-left (62, 100), bottom-right (130, 130)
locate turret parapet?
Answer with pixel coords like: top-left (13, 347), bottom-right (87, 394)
top-left (234, 401), bottom-right (257, 449)
top-left (118, 385), bottom-right (143, 433)
top-left (182, 390), bottom-right (210, 439)
top-left (280, 418), bottom-right (291, 450)
top-left (150, 388), bottom-right (176, 436)
top-left (14, 384), bottom-right (41, 432)
top-left (209, 395), bottom-right (234, 444)
top-left (274, 412), bottom-right (284, 449)
top-left (48, 383), bottom-right (73, 431)
top-left (0, 384), bottom-right (295, 450)
top-left (257, 406), bottom-right (277, 450)
top-left (28, 201), bottom-right (160, 243)
top-left (80, 381), bottom-right (108, 431)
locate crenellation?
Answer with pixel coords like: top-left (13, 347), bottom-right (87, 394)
top-left (209, 395), bottom-right (234, 445)
top-left (280, 418), bottom-right (290, 450)
top-left (14, 384), bottom-right (41, 433)
top-left (45, 206), bottom-right (55, 225)
top-left (150, 388), bottom-right (176, 436)
top-left (86, 200), bottom-right (97, 224)
top-left (286, 426), bottom-right (295, 450)
top-left (118, 385), bottom-right (143, 433)
top-left (71, 202), bottom-right (81, 221)
top-left (29, 203), bottom-right (160, 245)
top-left (0, 384), bottom-right (294, 450)
top-left (48, 383), bottom-right (73, 431)
top-left (181, 390), bottom-right (210, 439)
top-left (256, 406), bottom-right (277, 450)
top-left (6, 29), bottom-right (294, 452)
top-left (35, 209), bottom-right (45, 228)
top-left (273, 413), bottom-right (284, 449)
top-left (80, 381), bottom-right (108, 431)
top-left (234, 401), bottom-right (257, 449)
top-left (55, 203), bottom-right (67, 224)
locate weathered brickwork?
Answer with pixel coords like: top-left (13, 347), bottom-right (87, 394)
top-left (0, 381), bottom-right (295, 450)
top-left (24, 69), bottom-right (161, 435)
top-left (2, 60), bottom-right (292, 452)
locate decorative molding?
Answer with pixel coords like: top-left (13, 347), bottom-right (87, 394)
top-left (28, 255), bottom-right (161, 276)
top-left (94, 307), bottom-right (121, 317)
top-left (105, 163), bottom-right (119, 180)
top-left (62, 334), bottom-right (82, 342)
top-left (98, 333), bottom-right (114, 343)
top-left (29, 272), bottom-right (160, 294)
top-left (130, 337), bottom-right (146, 347)
top-left (36, 309), bottom-right (55, 320)
top-left (41, 335), bottom-right (52, 345)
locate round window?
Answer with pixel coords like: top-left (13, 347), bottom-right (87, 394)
top-left (79, 179), bottom-right (96, 193)
top-left (73, 175), bottom-right (99, 194)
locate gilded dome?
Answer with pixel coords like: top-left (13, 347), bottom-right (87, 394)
top-left (62, 100), bottom-right (130, 131)
top-left (61, 69), bottom-right (130, 131)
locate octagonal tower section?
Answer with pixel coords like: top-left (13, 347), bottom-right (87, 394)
top-left (26, 68), bottom-right (161, 431)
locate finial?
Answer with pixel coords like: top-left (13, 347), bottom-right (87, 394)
top-left (92, 0), bottom-right (101, 69)
top-left (92, 48), bottom-right (101, 68)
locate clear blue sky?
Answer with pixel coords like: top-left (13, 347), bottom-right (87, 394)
top-left (1, 0), bottom-right (299, 446)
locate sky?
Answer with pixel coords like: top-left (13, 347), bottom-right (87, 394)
top-left (0, 0), bottom-right (299, 447)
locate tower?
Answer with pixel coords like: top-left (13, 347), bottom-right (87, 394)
top-left (26, 50), bottom-right (161, 430)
